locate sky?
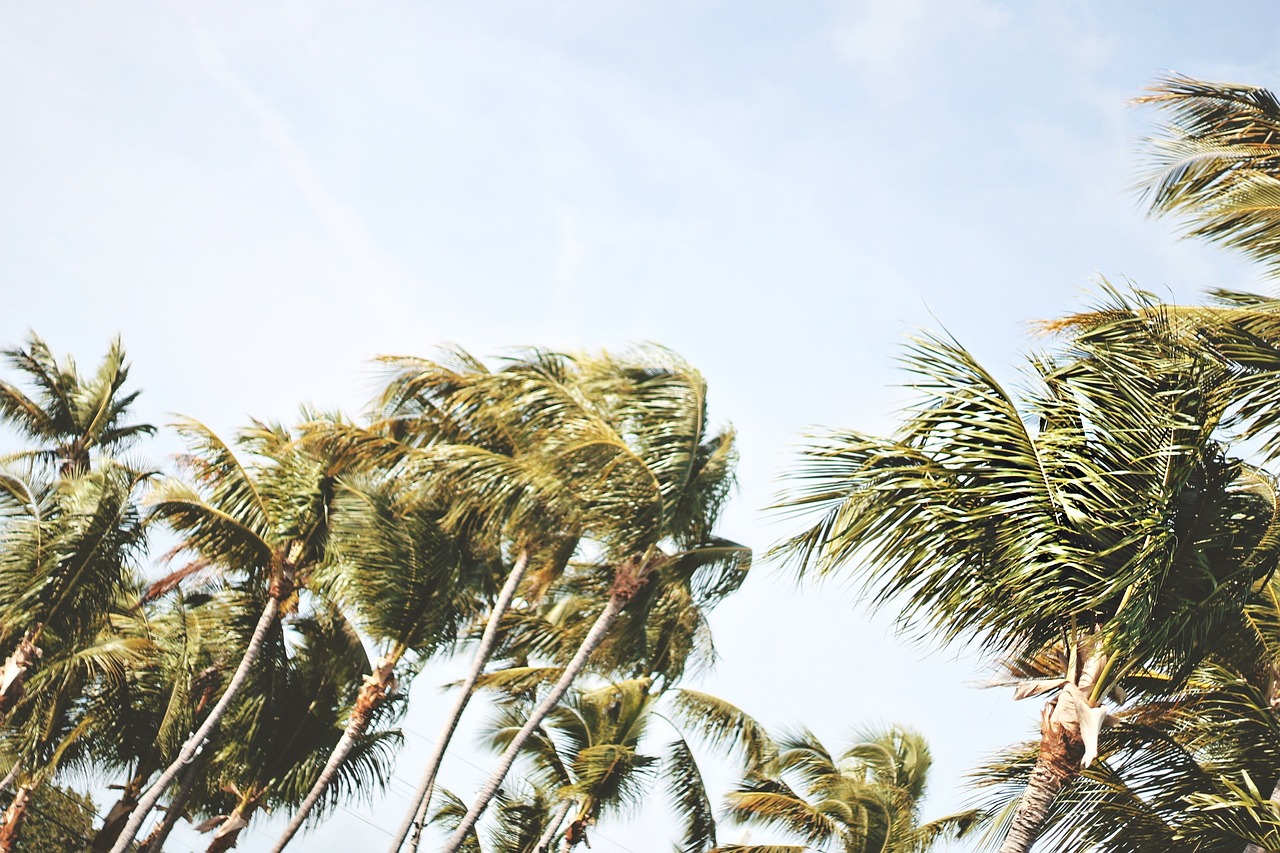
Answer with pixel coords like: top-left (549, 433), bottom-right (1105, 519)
top-left (3, 1), bottom-right (1280, 851)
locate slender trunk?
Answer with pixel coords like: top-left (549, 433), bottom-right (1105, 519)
top-left (536, 800), bottom-right (572, 853)
top-left (1243, 777), bottom-right (1280, 853)
top-left (140, 749), bottom-right (209, 853)
top-left (388, 550), bottom-right (532, 853)
top-left (0, 785), bottom-right (32, 853)
top-left (270, 656), bottom-right (398, 853)
top-left (110, 586), bottom-right (288, 853)
top-left (998, 702), bottom-right (1084, 853)
top-left (92, 766), bottom-right (153, 853)
top-left (442, 590), bottom-right (631, 853)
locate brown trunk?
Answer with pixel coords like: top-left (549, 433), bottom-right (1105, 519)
top-left (92, 766), bottom-right (154, 853)
top-left (204, 804), bottom-right (252, 853)
top-left (0, 786), bottom-right (33, 853)
top-left (205, 825), bottom-right (245, 853)
top-left (998, 702), bottom-right (1085, 853)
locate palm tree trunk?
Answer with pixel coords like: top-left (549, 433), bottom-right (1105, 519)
top-left (537, 800), bottom-right (572, 853)
top-left (270, 655), bottom-right (397, 853)
top-left (388, 549), bottom-right (531, 853)
top-left (442, 585), bottom-right (633, 853)
top-left (140, 748), bottom-right (209, 853)
top-left (205, 800), bottom-right (254, 853)
top-left (998, 703), bottom-right (1084, 853)
top-left (110, 584), bottom-right (288, 853)
top-left (0, 785), bottom-right (32, 853)
top-left (92, 766), bottom-right (153, 853)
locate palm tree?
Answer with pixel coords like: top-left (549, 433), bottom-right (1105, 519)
top-left (479, 678), bottom-right (771, 853)
top-left (108, 418), bottom-right (347, 853)
top-left (269, 471), bottom-right (500, 851)
top-left (0, 334), bottom-right (154, 476)
top-left (440, 348), bottom-right (749, 853)
top-left (357, 346), bottom-right (735, 853)
top-left (717, 726), bottom-right (978, 853)
top-left (1136, 74), bottom-right (1280, 277)
top-left (773, 290), bottom-right (1280, 853)
top-left (0, 335), bottom-right (154, 721)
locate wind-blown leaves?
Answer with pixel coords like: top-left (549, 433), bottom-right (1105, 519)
top-left (1137, 74), bottom-right (1280, 277)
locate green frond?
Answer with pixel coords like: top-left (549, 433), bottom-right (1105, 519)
top-left (668, 689), bottom-right (776, 771)
top-left (664, 735), bottom-right (717, 853)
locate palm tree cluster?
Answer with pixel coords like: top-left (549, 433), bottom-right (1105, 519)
top-left (0, 338), bottom-right (965, 853)
top-left (15, 72), bottom-right (1280, 853)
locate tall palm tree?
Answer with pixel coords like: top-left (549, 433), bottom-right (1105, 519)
top-left (109, 418), bottom-right (347, 853)
top-left (269, 471), bottom-right (499, 851)
top-left (440, 348), bottom-right (749, 853)
top-left (1136, 74), bottom-right (1280, 278)
top-left (717, 726), bottom-right (978, 853)
top-left (773, 290), bottom-right (1280, 853)
top-left (0, 335), bottom-right (154, 721)
top-left (0, 597), bottom-right (153, 852)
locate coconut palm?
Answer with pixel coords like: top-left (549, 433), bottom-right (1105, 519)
top-left (478, 678), bottom-right (770, 853)
top-left (773, 289), bottom-right (1280, 853)
top-left (0, 334), bottom-right (154, 476)
top-left (0, 454), bottom-right (155, 848)
top-left (1136, 74), bottom-right (1280, 278)
top-left (269, 471), bottom-right (500, 851)
top-left (717, 726), bottom-right (978, 853)
top-left (108, 418), bottom-right (348, 853)
top-left (364, 346), bottom-right (740, 853)
top-left (440, 348), bottom-right (749, 853)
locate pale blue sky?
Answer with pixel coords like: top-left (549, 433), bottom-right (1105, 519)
top-left (3, 2), bottom-right (1279, 851)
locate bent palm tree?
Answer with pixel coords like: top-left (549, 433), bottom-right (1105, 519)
top-left (269, 473), bottom-right (498, 851)
top-left (190, 606), bottom-right (400, 852)
top-left (774, 290), bottom-right (1280, 853)
top-left (109, 419), bottom-right (346, 853)
top-left (440, 348), bottom-right (749, 853)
